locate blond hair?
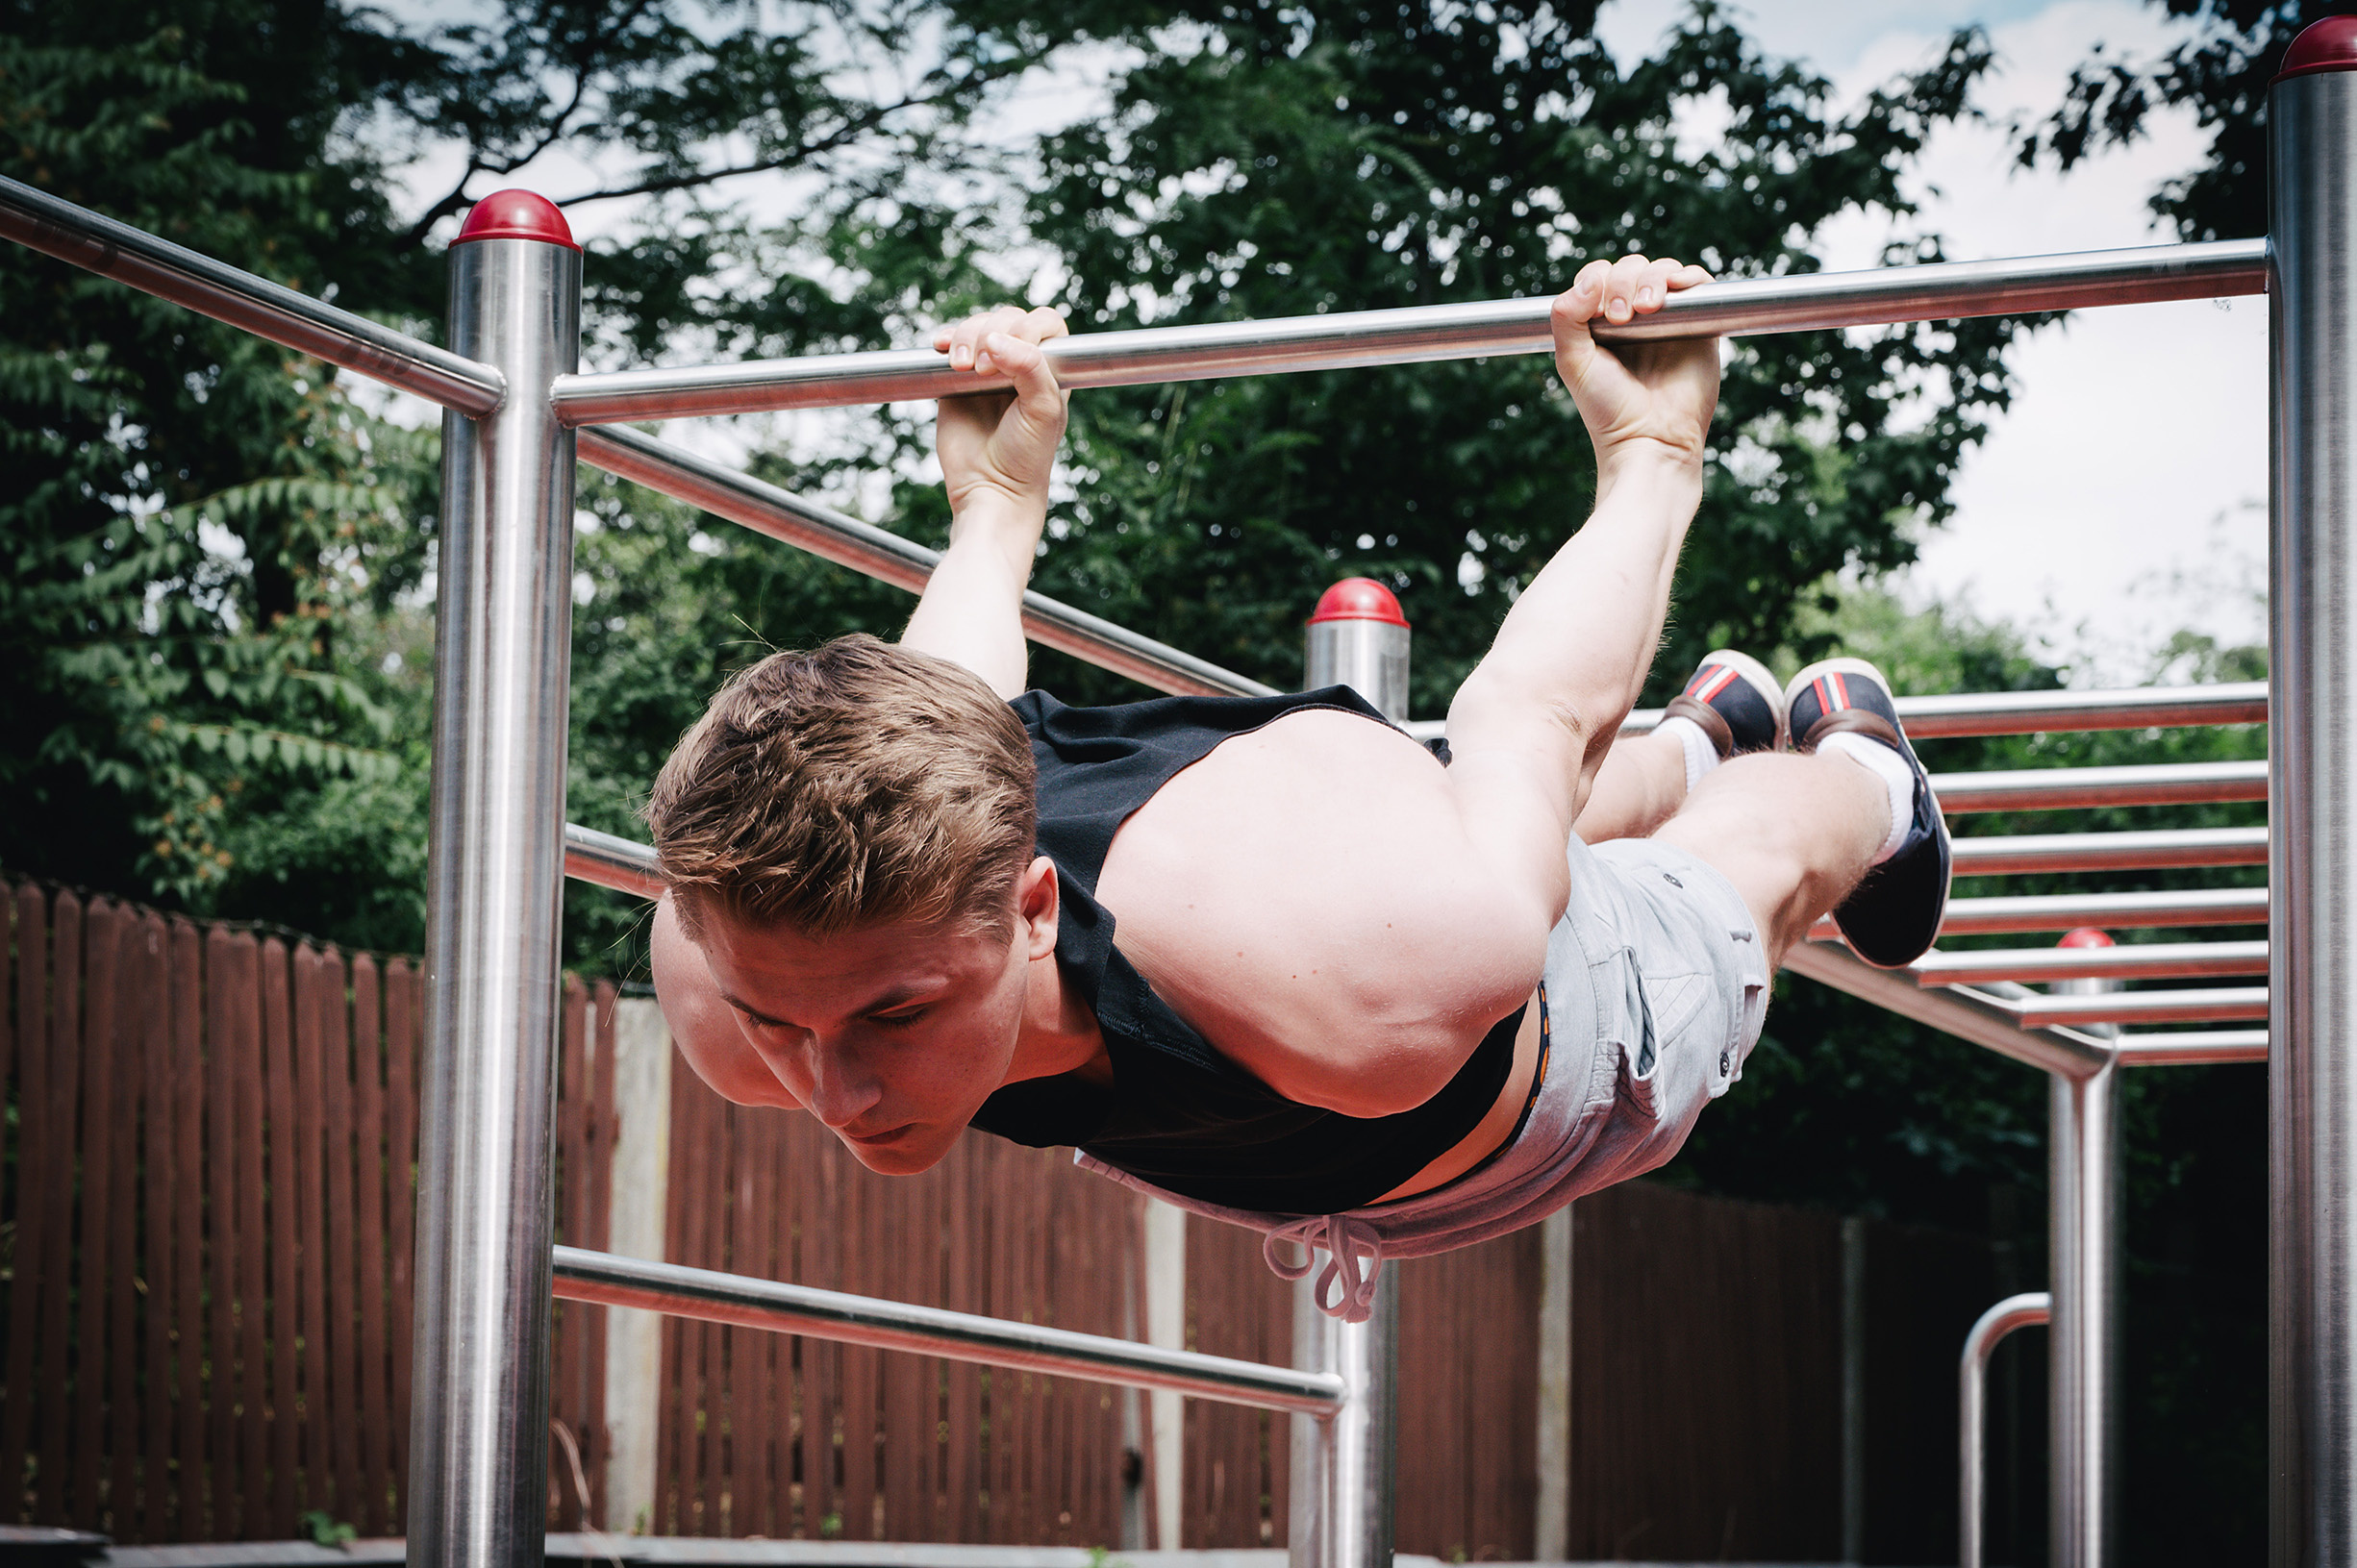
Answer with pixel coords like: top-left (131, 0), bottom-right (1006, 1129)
top-left (649, 635), bottom-right (1038, 939)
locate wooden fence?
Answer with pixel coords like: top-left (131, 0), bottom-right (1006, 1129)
top-left (3, 877), bottom-right (2005, 1559)
top-left (0, 880), bottom-right (616, 1543)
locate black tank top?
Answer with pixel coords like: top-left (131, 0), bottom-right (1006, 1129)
top-left (967, 686), bottom-right (1523, 1213)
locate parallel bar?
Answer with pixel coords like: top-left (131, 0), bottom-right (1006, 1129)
top-left (2268, 51), bottom-right (2357, 1568)
top-left (550, 1245), bottom-right (1342, 1416)
top-left (1782, 940), bottom-right (2114, 1080)
top-left (2113, 1031), bottom-right (2270, 1066)
top-left (407, 230), bottom-right (581, 1568)
top-left (1931, 759), bottom-right (2268, 813)
top-left (1962, 1293), bottom-right (2052, 1568)
top-left (578, 425), bottom-right (1276, 699)
top-left (1928, 887), bottom-right (2269, 936)
top-left (549, 239), bottom-right (2266, 425)
top-left (2009, 987), bottom-right (2269, 1029)
top-left (0, 174), bottom-right (506, 417)
top-left (564, 823), bottom-right (664, 901)
top-left (1952, 827), bottom-right (2268, 878)
top-left (1913, 941), bottom-right (2269, 986)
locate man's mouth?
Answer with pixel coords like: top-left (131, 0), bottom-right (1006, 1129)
top-left (844, 1123), bottom-right (914, 1147)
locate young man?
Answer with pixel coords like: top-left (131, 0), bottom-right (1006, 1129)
top-left (647, 255), bottom-right (1950, 1320)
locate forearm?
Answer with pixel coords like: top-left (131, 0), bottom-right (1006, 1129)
top-left (899, 493), bottom-right (1044, 699)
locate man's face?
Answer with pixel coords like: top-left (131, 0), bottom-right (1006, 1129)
top-left (690, 864), bottom-right (1053, 1175)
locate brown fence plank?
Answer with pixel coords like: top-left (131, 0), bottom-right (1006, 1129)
top-left (349, 956), bottom-right (390, 1536)
top-left (1, 884), bottom-right (51, 1524)
top-left (77, 900), bottom-right (125, 1531)
top-left (736, 1115), bottom-right (778, 1539)
top-left (168, 920), bottom-right (206, 1539)
top-left (384, 958), bottom-right (419, 1524)
top-left (317, 949), bottom-right (364, 1526)
top-left (260, 937), bottom-right (300, 1533)
top-left (586, 983), bottom-right (618, 1517)
top-left (29, 890), bottom-right (83, 1528)
top-left (132, 913), bottom-right (175, 1542)
top-left (224, 932), bottom-right (270, 1536)
top-left (290, 948), bottom-right (332, 1523)
top-left (0, 885), bottom-right (17, 1522)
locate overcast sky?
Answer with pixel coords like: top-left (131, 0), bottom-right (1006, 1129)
top-left (389, 0), bottom-right (2262, 683)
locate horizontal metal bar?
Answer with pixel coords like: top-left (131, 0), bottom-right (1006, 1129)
top-left (1912, 940), bottom-right (2268, 986)
top-left (550, 1245), bottom-right (1343, 1415)
top-left (1951, 827), bottom-right (2267, 877)
top-left (578, 425), bottom-right (1276, 699)
top-left (1398, 681), bottom-right (2272, 746)
top-left (1925, 886), bottom-right (2269, 936)
top-left (1930, 759), bottom-right (2268, 813)
top-left (564, 822), bottom-right (664, 900)
top-left (1783, 939), bottom-right (2115, 1079)
top-left (0, 174), bottom-right (506, 417)
top-left (2007, 986), bottom-right (2269, 1028)
top-left (2113, 1030), bottom-right (2269, 1065)
top-left (549, 239), bottom-right (2266, 424)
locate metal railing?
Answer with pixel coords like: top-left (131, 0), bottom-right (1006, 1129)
top-left (0, 98), bottom-right (2323, 1568)
top-left (1962, 1292), bottom-right (2052, 1568)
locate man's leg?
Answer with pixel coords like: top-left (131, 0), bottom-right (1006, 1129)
top-left (1649, 752), bottom-right (1889, 958)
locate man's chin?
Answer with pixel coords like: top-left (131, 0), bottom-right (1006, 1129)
top-left (838, 1122), bottom-right (957, 1175)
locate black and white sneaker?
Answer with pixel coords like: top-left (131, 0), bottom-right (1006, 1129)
top-left (1784, 658), bottom-right (1951, 968)
top-left (1666, 649), bottom-right (1787, 759)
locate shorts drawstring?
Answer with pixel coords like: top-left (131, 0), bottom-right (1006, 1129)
top-left (1264, 1214), bottom-right (1387, 1324)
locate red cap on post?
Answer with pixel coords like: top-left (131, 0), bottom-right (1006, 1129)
top-left (1308, 577), bottom-right (1410, 629)
top-left (2058, 927), bottom-right (2116, 950)
top-left (452, 190), bottom-right (581, 251)
top-left (2275, 16), bottom-right (2357, 85)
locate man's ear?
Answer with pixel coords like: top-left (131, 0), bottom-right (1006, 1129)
top-left (1016, 855), bottom-right (1060, 961)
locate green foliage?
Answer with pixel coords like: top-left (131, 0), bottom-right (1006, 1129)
top-left (2018, 0), bottom-right (2309, 242)
top-left (298, 1507), bottom-right (358, 1549)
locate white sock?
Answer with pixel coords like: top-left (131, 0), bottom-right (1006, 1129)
top-left (1657, 714), bottom-right (1720, 793)
top-left (1818, 731), bottom-right (1916, 864)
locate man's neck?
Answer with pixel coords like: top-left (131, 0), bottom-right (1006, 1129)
top-left (1006, 951), bottom-right (1113, 1088)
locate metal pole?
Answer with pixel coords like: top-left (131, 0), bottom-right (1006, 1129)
top-left (2048, 931), bottom-right (2121, 1568)
top-left (1291, 578), bottom-right (1408, 1568)
top-left (1961, 1292), bottom-right (2052, 1568)
top-left (407, 191), bottom-right (583, 1568)
top-left (546, 238), bottom-right (2265, 425)
top-left (2270, 23), bottom-right (2357, 1567)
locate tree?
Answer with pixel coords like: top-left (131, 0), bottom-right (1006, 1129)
top-left (2018, 0), bottom-right (2311, 242)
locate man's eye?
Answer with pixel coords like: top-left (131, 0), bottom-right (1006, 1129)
top-left (874, 1008), bottom-right (928, 1030)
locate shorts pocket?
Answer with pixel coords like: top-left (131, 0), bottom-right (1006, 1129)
top-left (1616, 967), bottom-right (1708, 1120)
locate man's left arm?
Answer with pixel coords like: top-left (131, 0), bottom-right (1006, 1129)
top-left (899, 306), bottom-right (1070, 699)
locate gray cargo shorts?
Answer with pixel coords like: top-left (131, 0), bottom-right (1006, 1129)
top-left (1074, 832), bottom-right (1774, 1321)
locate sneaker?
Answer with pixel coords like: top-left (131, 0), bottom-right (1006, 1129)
top-left (1784, 658), bottom-right (1952, 968)
top-left (1666, 649), bottom-right (1787, 759)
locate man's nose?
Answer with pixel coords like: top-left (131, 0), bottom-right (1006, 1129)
top-left (803, 1045), bottom-right (885, 1130)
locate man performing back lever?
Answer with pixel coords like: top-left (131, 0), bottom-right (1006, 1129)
top-left (647, 255), bottom-right (1951, 1319)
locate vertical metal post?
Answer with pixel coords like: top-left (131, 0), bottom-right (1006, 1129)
top-left (1961, 1293), bottom-right (2052, 1568)
top-left (2049, 930), bottom-right (2120, 1568)
top-left (1291, 1269), bottom-right (1400, 1568)
top-left (1304, 577), bottom-right (1413, 724)
top-left (1291, 578), bottom-right (1407, 1568)
top-left (408, 190), bottom-right (583, 1568)
top-left (2273, 24), bottom-right (2357, 1566)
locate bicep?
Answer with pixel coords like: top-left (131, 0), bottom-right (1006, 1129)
top-left (899, 529), bottom-right (1031, 700)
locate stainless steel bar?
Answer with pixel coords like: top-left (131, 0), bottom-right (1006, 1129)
top-left (1783, 940), bottom-right (2115, 1080)
top-left (1927, 887), bottom-right (2269, 937)
top-left (2009, 987), bottom-right (2270, 1029)
top-left (1962, 1292), bottom-right (2052, 1568)
top-left (1403, 679), bottom-right (2272, 746)
top-left (578, 424), bottom-right (1277, 700)
top-left (1913, 940), bottom-right (2269, 986)
top-left (2269, 42), bottom-right (2357, 1566)
top-left (564, 822), bottom-right (664, 901)
top-left (1291, 1268), bottom-right (1398, 1568)
top-left (0, 173), bottom-right (506, 417)
top-left (1952, 827), bottom-right (2268, 878)
top-left (2114, 1031), bottom-right (2270, 1066)
top-left (549, 239), bottom-right (2263, 424)
top-left (1931, 759), bottom-right (2268, 813)
top-left (408, 216), bottom-right (581, 1568)
top-left (2048, 957), bottom-right (2121, 1568)
top-left (551, 1245), bottom-right (1342, 1416)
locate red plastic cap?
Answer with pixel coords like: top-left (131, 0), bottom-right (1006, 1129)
top-left (2276, 16), bottom-right (2357, 85)
top-left (1308, 577), bottom-right (1410, 628)
top-left (2058, 927), bottom-right (2116, 950)
top-left (453, 190), bottom-right (581, 251)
